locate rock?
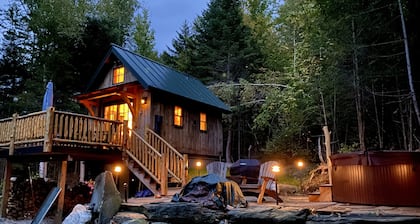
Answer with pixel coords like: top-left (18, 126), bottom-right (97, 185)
top-left (89, 171), bottom-right (121, 223)
top-left (227, 207), bottom-right (309, 224)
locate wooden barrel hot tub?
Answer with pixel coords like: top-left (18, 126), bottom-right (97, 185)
top-left (331, 151), bottom-right (420, 206)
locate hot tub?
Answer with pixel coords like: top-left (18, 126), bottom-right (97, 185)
top-left (331, 151), bottom-right (420, 206)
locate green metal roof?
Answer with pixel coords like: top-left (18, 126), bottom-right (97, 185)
top-left (92, 44), bottom-right (230, 113)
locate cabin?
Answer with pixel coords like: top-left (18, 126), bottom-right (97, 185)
top-left (76, 44), bottom-right (230, 159)
top-left (0, 44), bottom-right (230, 221)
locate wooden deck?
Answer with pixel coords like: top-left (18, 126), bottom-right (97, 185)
top-left (0, 107), bottom-right (187, 191)
top-left (0, 107), bottom-right (125, 156)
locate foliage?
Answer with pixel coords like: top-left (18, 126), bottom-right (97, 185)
top-left (131, 6), bottom-right (158, 60)
top-left (191, 0), bottom-right (263, 83)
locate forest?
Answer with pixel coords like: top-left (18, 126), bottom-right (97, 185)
top-left (0, 0), bottom-right (419, 163)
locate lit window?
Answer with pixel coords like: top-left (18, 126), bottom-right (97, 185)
top-left (200, 112), bottom-right (207, 131)
top-left (174, 106), bottom-right (183, 127)
top-left (113, 66), bottom-right (125, 84)
top-left (104, 103), bottom-right (133, 130)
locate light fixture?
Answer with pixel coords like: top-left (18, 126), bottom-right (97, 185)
top-left (272, 165), bottom-right (280, 173)
top-left (297, 160), bottom-right (304, 168)
top-left (141, 97), bottom-right (147, 105)
top-left (114, 165), bottom-right (122, 173)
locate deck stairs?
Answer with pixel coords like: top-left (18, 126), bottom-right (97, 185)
top-left (124, 128), bottom-right (187, 196)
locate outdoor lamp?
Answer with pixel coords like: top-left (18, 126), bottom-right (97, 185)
top-left (272, 165), bottom-right (280, 205)
top-left (297, 160), bottom-right (304, 169)
top-left (196, 161), bottom-right (202, 176)
top-left (114, 165), bottom-right (122, 186)
top-left (141, 97), bottom-right (147, 104)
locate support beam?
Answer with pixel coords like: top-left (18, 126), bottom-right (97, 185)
top-left (55, 160), bottom-right (67, 223)
top-left (1, 160), bottom-right (12, 217)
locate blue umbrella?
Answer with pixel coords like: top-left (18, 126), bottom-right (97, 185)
top-left (42, 81), bottom-right (54, 110)
top-left (40, 81), bottom-right (53, 179)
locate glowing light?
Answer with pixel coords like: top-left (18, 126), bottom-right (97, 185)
top-left (196, 161), bottom-right (202, 167)
top-left (272, 165), bottom-right (280, 173)
top-left (114, 165), bottom-right (122, 173)
top-left (297, 160), bottom-right (304, 168)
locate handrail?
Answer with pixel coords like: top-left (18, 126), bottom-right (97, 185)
top-left (146, 128), bottom-right (187, 185)
top-left (126, 129), bottom-right (163, 184)
top-left (0, 108), bottom-right (125, 153)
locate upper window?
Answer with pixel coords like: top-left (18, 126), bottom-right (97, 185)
top-left (113, 66), bottom-right (125, 84)
top-left (200, 112), bottom-right (207, 132)
top-left (174, 106), bottom-right (183, 127)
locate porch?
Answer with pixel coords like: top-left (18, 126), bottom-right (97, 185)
top-left (0, 107), bottom-right (188, 221)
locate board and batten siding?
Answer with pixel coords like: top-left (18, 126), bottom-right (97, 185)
top-left (97, 67), bottom-right (137, 90)
top-left (151, 97), bottom-right (223, 157)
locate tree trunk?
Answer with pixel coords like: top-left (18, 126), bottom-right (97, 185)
top-left (398, 0), bottom-right (420, 126)
top-left (352, 19), bottom-right (366, 151)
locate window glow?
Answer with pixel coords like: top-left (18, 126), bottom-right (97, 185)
top-left (113, 66), bottom-right (125, 84)
top-left (200, 112), bottom-right (207, 131)
top-left (174, 106), bottom-right (183, 127)
top-left (104, 103), bottom-right (133, 130)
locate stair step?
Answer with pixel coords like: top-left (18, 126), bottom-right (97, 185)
top-left (308, 184), bottom-right (332, 202)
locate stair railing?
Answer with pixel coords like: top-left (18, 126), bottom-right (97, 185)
top-left (125, 129), bottom-right (168, 195)
top-left (146, 128), bottom-right (188, 186)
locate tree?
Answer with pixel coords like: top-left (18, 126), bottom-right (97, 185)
top-left (130, 7), bottom-right (158, 60)
top-left (162, 21), bottom-right (196, 74)
top-left (192, 0), bottom-right (263, 83)
top-left (0, 2), bottom-right (31, 117)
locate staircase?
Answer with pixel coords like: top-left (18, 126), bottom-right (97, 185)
top-left (124, 128), bottom-right (187, 196)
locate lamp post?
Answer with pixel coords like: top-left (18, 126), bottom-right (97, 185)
top-left (114, 165), bottom-right (122, 187)
top-left (196, 161), bottom-right (202, 176)
top-left (272, 165), bottom-right (280, 205)
top-left (296, 160), bottom-right (305, 192)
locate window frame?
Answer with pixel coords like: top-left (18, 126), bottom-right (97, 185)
top-left (112, 66), bottom-right (125, 84)
top-left (199, 112), bottom-right (207, 132)
top-left (174, 105), bottom-right (183, 127)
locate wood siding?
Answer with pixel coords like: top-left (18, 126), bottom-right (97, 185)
top-left (98, 67), bottom-right (137, 90)
top-left (150, 94), bottom-right (223, 157)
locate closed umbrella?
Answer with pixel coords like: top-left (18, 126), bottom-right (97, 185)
top-left (40, 81), bottom-right (53, 179)
top-left (42, 81), bottom-right (54, 110)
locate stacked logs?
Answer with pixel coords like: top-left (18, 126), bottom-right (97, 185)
top-left (5, 177), bottom-right (92, 220)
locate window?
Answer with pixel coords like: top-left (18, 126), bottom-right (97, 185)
top-left (113, 66), bottom-right (125, 84)
top-left (104, 103), bottom-right (133, 130)
top-left (200, 112), bottom-right (207, 131)
top-left (174, 106), bottom-right (183, 127)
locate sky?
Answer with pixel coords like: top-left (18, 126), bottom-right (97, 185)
top-left (0, 0), bottom-right (210, 54)
top-left (144, 0), bottom-right (210, 53)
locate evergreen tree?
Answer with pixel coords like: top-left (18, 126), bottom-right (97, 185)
top-left (162, 21), bottom-right (196, 74)
top-left (131, 7), bottom-right (158, 60)
top-left (0, 2), bottom-right (31, 117)
top-left (192, 0), bottom-right (263, 83)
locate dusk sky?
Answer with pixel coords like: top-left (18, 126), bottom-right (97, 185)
top-left (0, 0), bottom-right (210, 54)
top-left (145, 0), bottom-right (210, 53)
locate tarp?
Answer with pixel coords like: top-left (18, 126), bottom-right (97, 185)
top-left (172, 174), bottom-right (247, 210)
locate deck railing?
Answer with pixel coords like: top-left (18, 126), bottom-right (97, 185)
top-left (0, 107), bottom-right (124, 154)
top-left (146, 128), bottom-right (188, 186)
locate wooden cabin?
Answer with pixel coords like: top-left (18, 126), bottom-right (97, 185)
top-left (0, 44), bottom-right (230, 221)
top-left (76, 43), bottom-right (230, 159)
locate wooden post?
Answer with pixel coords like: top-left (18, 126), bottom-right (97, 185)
top-left (1, 160), bottom-right (12, 217)
top-left (323, 126), bottom-right (332, 185)
top-left (55, 160), bottom-right (67, 223)
top-left (123, 120), bottom-right (129, 151)
top-left (44, 107), bottom-right (55, 152)
top-left (160, 154), bottom-right (168, 196)
top-left (182, 154), bottom-right (189, 186)
top-left (9, 113), bottom-right (18, 155)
